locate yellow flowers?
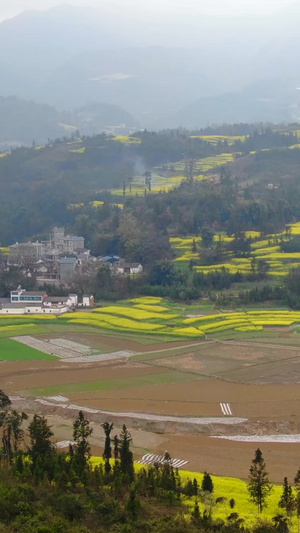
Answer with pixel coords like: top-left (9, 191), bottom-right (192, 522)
top-left (190, 135), bottom-right (248, 145)
top-left (0, 247), bottom-right (9, 256)
top-left (0, 323), bottom-right (39, 332)
top-left (172, 327), bottom-right (204, 337)
top-left (112, 136), bottom-right (142, 144)
top-left (129, 297), bottom-right (163, 305)
top-left (93, 306), bottom-right (178, 321)
top-left (182, 309), bottom-right (300, 335)
top-left (133, 304), bottom-right (169, 313)
top-left (90, 200), bottom-right (123, 209)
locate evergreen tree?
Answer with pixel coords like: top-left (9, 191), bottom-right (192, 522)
top-left (202, 472), bottom-right (214, 493)
top-left (102, 422), bottom-right (113, 460)
top-left (0, 410), bottom-right (27, 463)
top-left (113, 434), bottom-right (119, 459)
top-left (248, 448), bottom-right (273, 513)
top-left (28, 414), bottom-right (54, 470)
top-left (279, 477), bottom-right (296, 516)
top-left (119, 424), bottom-right (134, 482)
top-left (191, 499), bottom-right (201, 522)
top-left (294, 467), bottom-right (300, 526)
top-left (72, 410), bottom-right (93, 480)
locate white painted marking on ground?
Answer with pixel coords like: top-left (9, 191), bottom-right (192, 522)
top-left (135, 453), bottom-right (189, 468)
top-left (12, 335), bottom-right (137, 363)
top-left (212, 435), bottom-right (300, 443)
top-left (220, 402), bottom-right (232, 415)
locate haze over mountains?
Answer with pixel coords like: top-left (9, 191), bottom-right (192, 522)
top-left (1, 3), bottom-right (300, 145)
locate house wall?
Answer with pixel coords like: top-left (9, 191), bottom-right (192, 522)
top-left (41, 306), bottom-right (68, 315)
top-left (0, 307), bottom-right (25, 315)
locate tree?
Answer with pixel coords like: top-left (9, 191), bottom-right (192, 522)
top-left (248, 448), bottom-right (273, 513)
top-left (0, 410), bottom-right (27, 463)
top-left (202, 472), bottom-right (214, 493)
top-left (149, 260), bottom-right (178, 286)
top-left (279, 477), bottom-right (296, 516)
top-left (97, 263), bottom-right (113, 296)
top-left (119, 424), bottom-right (134, 482)
top-left (72, 410), bottom-right (93, 480)
top-left (201, 227), bottom-right (214, 248)
top-left (294, 468), bottom-right (300, 530)
top-left (28, 415), bottom-right (54, 462)
top-left (102, 422), bottom-right (113, 460)
top-left (113, 434), bottom-right (119, 459)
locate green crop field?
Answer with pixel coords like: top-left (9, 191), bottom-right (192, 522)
top-left (0, 338), bottom-right (56, 361)
top-left (31, 369), bottom-right (197, 396)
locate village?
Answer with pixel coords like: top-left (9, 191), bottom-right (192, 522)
top-left (0, 226), bottom-right (143, 315)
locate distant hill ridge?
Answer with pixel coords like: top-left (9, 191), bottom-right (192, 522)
top-left (0, 97), bottom-right (139, 146)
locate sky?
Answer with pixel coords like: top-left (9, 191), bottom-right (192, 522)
top-left (0, 0), bottom-right (299, 22)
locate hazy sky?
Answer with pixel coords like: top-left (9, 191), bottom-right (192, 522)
top-left (0, 0), bottom-right (299, 21)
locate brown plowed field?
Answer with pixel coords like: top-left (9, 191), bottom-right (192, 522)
top-left (4, 332), bottom-right (300, 480)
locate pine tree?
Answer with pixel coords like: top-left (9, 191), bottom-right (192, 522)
top-left (102, 422), bottom-right (113, 460)
top-left (248, 448), bottom-right (273, 513)
top-left (294, 467), bottom-right (300, 526)
top-left (28, 414), bottom-right (54, 469)
top-left (202, 472), bottom-right (214, 493)
top-left (191, 499), bottom-right (201, 522)
top-left (279, 477), bottom-right (296, 516)
top-left (72, 411), bottom-right (93, 480)
top-left (119, 424), bottom-right (134, 482)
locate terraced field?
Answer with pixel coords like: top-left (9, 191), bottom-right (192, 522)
top-left (3, 296), bottom-right (300, 340)
top-left (172, 222), bottom-right (300, 278)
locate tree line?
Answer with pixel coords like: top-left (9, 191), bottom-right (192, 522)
top-left (0, 391), bottom-right (297, 532)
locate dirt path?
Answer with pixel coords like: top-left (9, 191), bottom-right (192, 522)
top-left (213, 339), bottom-right (300, 351)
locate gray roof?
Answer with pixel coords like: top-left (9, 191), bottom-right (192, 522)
top-left (0, 298), bottom-right (10, 304)
top-left (19, 291), bottom-right (46, 296)
top-left (44, 296), bottom-right (68, 303)
top-left (59, 257), bottom-right (77, 264)
top-left (63, 235), bottom-right (84, 241)
top-left (1, 303), bottom-right (43, 308)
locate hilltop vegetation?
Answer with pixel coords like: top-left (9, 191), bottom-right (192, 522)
top-left (0, 402), bottom-right (296, 532)
top-left (0, 96), bottom-right (139, 147)
top-left (2, 124), bottom-right (300, 309)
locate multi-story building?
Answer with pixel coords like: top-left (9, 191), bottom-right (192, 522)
top-left (8, 227), bottom-right (88, 284)
top-left (8, 242), bottom-right (45, 266)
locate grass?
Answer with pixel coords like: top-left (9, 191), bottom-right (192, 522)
top-left (31, 370), bottom-right (198, 396)
top-left (0, 324), bottom-right (50, 338)
top-left (0, 338), bottom-right (56, 361)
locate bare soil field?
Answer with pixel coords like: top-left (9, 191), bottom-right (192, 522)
top-left (4, 331), bottom-right (300, 480)
top-left (151, 341), bottom-right (300, 384)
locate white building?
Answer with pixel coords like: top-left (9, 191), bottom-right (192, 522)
top-left (115, 262), bottom-right (143, 275)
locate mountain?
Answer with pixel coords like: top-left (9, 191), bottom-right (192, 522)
top-left (165, 78), bottom-right (300, 129)
top-left (0, 97), bottom-right (139, 147)
top-left (40, 48), bottom-right (217, 124)
top-left (0, 4), bottom-right (300, 128)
